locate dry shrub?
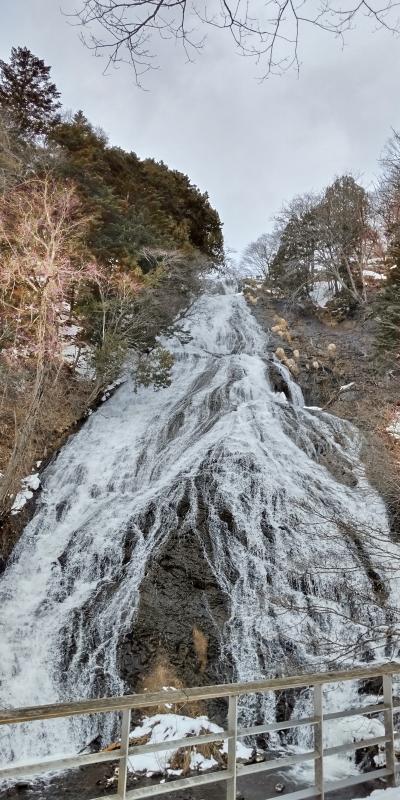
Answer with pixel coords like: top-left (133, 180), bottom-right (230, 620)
top-left (192, 626), bottom-right (208, 673)
top-left (196, 739), bottom-right (226, 766)
top-left (139, 657), bottom-right (183, 694)
top-left (138, 655), bottom-right (203, 716)
top-left (102, 730), bottom-right (151, 753)
top-left (129, 733), bottom-right (151, 747)
top-left (169, 747), bottom-right (192, 775)
top-left (168, 733), bottom-right (226, 775)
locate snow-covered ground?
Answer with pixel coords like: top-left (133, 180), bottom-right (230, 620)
top-left (310, 280), bottom-right (334, 307)
top-left (127, 712), bottom-right (252, 776)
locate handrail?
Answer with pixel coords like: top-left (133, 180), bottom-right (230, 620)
top-left (1, 661), bottom-right (400, 800)
top-left (1, 660), bottom-right (400, 725)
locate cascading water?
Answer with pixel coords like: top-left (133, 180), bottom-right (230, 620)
top-left (0, 279), bottom-right (399, 774)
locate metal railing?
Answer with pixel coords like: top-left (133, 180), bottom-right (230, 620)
top-left (1, 662), bottom-right (400, 800)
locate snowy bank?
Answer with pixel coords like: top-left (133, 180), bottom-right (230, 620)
top-left (11, 472), bottom-right (41, 515)
top-left (126, 713), bottom-right (252, 777)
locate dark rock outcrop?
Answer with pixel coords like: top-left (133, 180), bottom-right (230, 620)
top-left (118, 524), bottom-right (231, 707)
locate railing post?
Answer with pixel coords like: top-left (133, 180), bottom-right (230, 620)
top-left (383, 673), bottom-right (397, 786)
top-left (118, 708), bottom-right (131, 800)
top-left (226, 694), bottom-right (238, 800)
top-left (314, 684), bottom-right (324, 800)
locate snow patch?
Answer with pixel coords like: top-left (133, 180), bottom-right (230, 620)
top-left (310, 281), bottom-right (334, 307)
top-left (363, 270), bottom-right (386, 281)
top-left (62, 344), bottom-right (95, 379)
top-left (61, 324), bottom-right (82, 338)
top-left (290, 684), bottom-right (386, 785)
top-left (387, 412), bottom-right (400, 439)
top-left (11, 473), bottom-right (41, 515)
top-left (101, 379), bottom-right (124, 403)
top-left (127, 713), bottom-right (252, 777)
top-left (339, 382), bottom-right (356, 393)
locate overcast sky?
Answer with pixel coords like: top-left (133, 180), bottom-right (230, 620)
top-left (1, 0), bottom-right (400, 255)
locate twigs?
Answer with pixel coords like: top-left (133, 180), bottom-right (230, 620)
top-left (70, 0), bottom-right (400, 82)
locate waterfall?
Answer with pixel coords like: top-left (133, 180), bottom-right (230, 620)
top-left (0, 278), bottom-right (399, 770)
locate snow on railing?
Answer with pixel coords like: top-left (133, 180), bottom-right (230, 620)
top-left (1, 662), bottom-right (400, 800)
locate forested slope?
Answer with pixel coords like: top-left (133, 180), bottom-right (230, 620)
top-left (0, 46), bottom-right (223, 556)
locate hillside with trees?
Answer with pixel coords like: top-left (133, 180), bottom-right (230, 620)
top-left (241, 153), bottom-right (400, 336)
top-left (0, 46), bottom-right (223, 550)
top-left (242, 148), bottom-right (400, 526)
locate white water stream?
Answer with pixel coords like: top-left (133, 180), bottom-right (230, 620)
top-left (0, 280), bottom-right (399, 778)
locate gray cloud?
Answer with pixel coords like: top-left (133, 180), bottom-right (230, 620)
top-left (1, 1), bottom-right (400, 254)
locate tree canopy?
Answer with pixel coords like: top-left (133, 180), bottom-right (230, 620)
top-left (0, 47), bottom-right (61, 138)
top-left (246, 175), bottom-right (377, 310)
top-left (49, 112), bottom-right (223, 268)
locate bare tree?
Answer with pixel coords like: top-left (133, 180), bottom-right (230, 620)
top-left (86, 247), bottom-right (208, 389)
top-left (0, 175), bottom-right (99, 514)
top-left (240, 232), bottom-right (279, 278)
top-left (72, 0), bottom-right (400, 82)
top-left (378, 130), bottom-right (400, 264)
top-left (269, 499), bottom-right (400, 666)
top-left (0, 112), bottom-right (25, 192)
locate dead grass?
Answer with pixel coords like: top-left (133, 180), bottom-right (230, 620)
top-left (192, 626), bottom-right (208, 673)
top-left (138, 655), bottom-right (204, 717)
top-left (168, 733), bottom-right (227, 775)
top-left (169, 747), bottom-right (192, 775)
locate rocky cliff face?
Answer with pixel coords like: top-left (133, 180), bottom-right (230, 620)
top-left (118, 523), bottom-right (231, 695)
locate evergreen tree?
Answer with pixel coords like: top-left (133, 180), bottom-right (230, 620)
top-left (268, 196), bottom-right (319, 299)
top-left (50, 112), bottom-right (223, 267)
top-left (0, 47), bottom-right (61, 138)
top-left (318, 175), bottom-right (372, 305)
top-left (375, 266), bottom-right (400, 351)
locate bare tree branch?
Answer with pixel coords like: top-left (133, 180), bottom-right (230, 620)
top-left (69, 0), bottom-right (400, 82)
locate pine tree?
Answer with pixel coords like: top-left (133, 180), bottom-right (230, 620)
top-left (0, 47), bottom-right (61, 138)
top-left (375, 265), bottom-right (400, 351)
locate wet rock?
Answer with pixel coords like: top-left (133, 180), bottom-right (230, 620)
top-left (358, 676), bottom-right (383, 695)
top-left (117, 509), bottom-right (231, 718)
top-left (269, 361), bottom-right (291, 401)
